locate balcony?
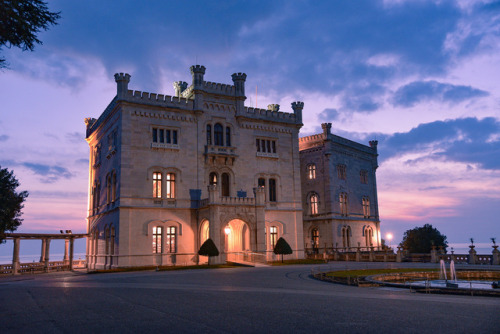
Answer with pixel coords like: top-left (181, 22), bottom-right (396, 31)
top-left (204, 145), bottom-right (237, 166)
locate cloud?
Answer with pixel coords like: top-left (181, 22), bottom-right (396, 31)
top-left (21, 162), bottom-right (74, 183)
top-left (379, 117), bottom-right (500, 169)
top-left (318, 108), bottom-right (339, 121)
top-left (0, 135), bottom-right (8, 142)
top-left (66, 132), bottom-right (84, 143)
top-left (392, 80), bottom-right (489, 107)
top-left (75, 158), bottom-right (89, 165)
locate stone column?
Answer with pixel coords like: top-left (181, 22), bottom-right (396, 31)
top-left (44, 238), bottom-right (51, 272)
top-left (468, 247), bottom-right (477, 265)
top-left (69, 238), bottom-right (75, 271)
top-left (430, 246), bottom-right (438, 263)
top-left (64, 239), bottom-right (69, 264)
top-left (355, 247), bottom-right (361, 262)
top-left (40, 238), bottom-right (47, 263)
top-left (492, 246), bottom-right (499, 265)
top-left (12, 237), bottom-right (20, 275)
top-left (396, 247), bottom-right (403, 262)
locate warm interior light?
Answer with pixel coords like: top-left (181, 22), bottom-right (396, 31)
top-left (224, 226), bottom-right (231, 235)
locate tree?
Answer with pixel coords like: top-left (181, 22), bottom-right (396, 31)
top-left (273, 237), bottom-right (293, 263)
top-left (0, 166), bottom-right (29, 243)
top-left (0, 0), bottom-right (61, 68)
top-left (399, 224), bottom-right (448, 253)
top-left (198, 238), bottom-right (219, 262)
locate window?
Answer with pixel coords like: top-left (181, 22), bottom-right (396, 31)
top-left (307, 164), bottom-right (316, 180)
top-left (337, 164), bottom-right (346, 180)
top-left (256, 138), bottom-right (277, 157)
top-left (153, 172), bottom-right (162, 198)
top-left (206, 125), bottom-right (212, 145)
top-left (111, 172), bottom-right (117, 202)
top-left (340, 192), bottom-right (348, 216)
top-left (362, 196), bottom-right (370, 218)
top-left (310, 193), bottom-right (319, 215)
top-left (166, 226), bottom-right (176, 253)
top-left (214, 123), bottom-right (223, 146)
top-left (342, 226), bottom-right (351, 249)
top-left (258, 178), bottom-right (265, 188)
top-left (93, 144), bottom-right (101, 167)
top-left (365, 227), bottom-right (373, 247)
top-left (110, 227), bottom-right (115, 255)
top-left (152, 226), bottom-right (162, 253)
top-left (166, 173), bottom-right (175, 199)
top-left (360, 170), bottom-right (368, 184)
top-left (269, 178), bottom-right (276, 202)
top-left (312, 228), bottom-right (319, 249)
top-left (106, 174), bottom-right (112, 205)
top-left (221, 173), bottom-right (230, 197)
top-left (152, 127), bottom-right (178, 148)
top-left (269, 226), bottom-right (277, 248)
top-left (209, 172), bottom-right (218, 186)
top-left (226, 127), bottom-right (231, 147)
top-left (92, 180), bottom-right (101, 214)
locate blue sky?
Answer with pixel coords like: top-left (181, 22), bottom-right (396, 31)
top-left (0, 0), bottom-right (499, 255)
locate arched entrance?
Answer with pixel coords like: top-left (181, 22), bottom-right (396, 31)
top-left (198, 220), bottom-right (210, 264)
top-left (224, 219), bottom-right (250, 262)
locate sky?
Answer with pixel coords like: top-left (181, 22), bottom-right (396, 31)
top-left (0, 0), bottom-right (499, 255)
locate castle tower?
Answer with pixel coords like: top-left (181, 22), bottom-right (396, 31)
top-left (190, 65), bottom-right (206, 88)
top-left (114, 73), bottom-right (131, 99)
top-left (232, 72), bottom-right (247, 116)
top-left (291, 101), bottom-right (304, 124)
top-left (173, 81), bottom-right (188, 97)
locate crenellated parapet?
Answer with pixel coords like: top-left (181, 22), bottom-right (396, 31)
top-left (114, 73), bottom-right (131, 98)
top-left (202, 81), bottom-right (236, 95)
top-left (123, 89), bottom-right (194, 109)
top-left (243, 106), bottom-right (298, 124)
top-left (231, 72), bottom-right (247, 97)
top-left (190, 65), bottom-right (206, 88)
top-left (291, 101), bottom-right (304, 124)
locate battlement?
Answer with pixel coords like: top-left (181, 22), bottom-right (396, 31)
top-left (124, 89), bottom-right (194, 109)
top-left (299, 132), bottom-right (377, 155)
top-left (299, 133), bottom-right (326, 144)
top-left (243, 106), bottom-right (297, 123)
top-left (202, 81), bottom-right (235, 95)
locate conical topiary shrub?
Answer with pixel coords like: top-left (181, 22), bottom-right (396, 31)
top-left (198, 238), bottom-right (220, 262)
top-left (273, 237), bottom-right (293, 263)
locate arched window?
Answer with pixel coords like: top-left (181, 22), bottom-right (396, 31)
top-left (209, 172), bottom-right (218, 186)
top-left (226, 127), bottom-right (231, 147)
top-left (312, 228), bottom-right (319, 249)
top-left (269, 226), bottom-right (277, 248)
top-left (166, 173), bottom-right (175, 199)
top-left (206, 124), bottom-right (212, 145)
top-left (340, 192), bottom-right (348, 216)
top-left (310, 193), bottom-right (319, 215)
top-left (166, 226), bottom-right (176, 253)
top-left (258, 178), bottom-right (265, 188)
top-left (111, 172), bottom-right (117, 202)
top-left (153, 172), bottom-right (162, 198)
top-left (152, 226), bottom-right (162, 253)
top-left (362, 196), bottom-right (370, 217)
top-left (365, 227), bottom-right (373, 247)
top-left (307, 164), bottom-right (316, 180)
top-left (214, 123), bottom-right (223, 146)
top-left (221, 173), bottom-right (230, 197)
top-left (342, 226), bottom-right (351, 249)
top-left (269, 178), bottom-right (276, 202)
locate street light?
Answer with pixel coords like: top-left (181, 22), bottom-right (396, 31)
top-left (386, 233), bottom-right (393, 249)
top-left (224, 226), bottom-right (231, 235)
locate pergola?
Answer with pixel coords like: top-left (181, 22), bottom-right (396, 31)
top-left (3, 232), bottom-right (88, 275)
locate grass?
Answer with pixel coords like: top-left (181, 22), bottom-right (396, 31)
top-left (325, 268), bottom-right (438, 278)
top-left (88, 264), bottom-right (239, 274)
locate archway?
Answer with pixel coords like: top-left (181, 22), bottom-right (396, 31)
top-left (198, 220), bottom-right (210, 264)
top-left (224, 219), bottom-right (250, 261)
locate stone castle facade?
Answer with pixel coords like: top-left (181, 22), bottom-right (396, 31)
top-left (85, 66), bottom-right (380, 269)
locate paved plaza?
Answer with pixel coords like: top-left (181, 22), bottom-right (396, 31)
top-left (0, 262), bottom-right (499, 333)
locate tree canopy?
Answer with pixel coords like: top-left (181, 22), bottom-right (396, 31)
top-left (0, 166), bottom-right (29, 243)
top-left (198, 238), bottom-right (219, 257)
top-left (273, 237), bottom-right (293, 262)
top-left (399, 224), bottom-right (448, 253)
top-left (0, 0), bottom-right (61, 68)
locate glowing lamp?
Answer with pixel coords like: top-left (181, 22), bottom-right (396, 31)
top-left (386, 233), bottom-right (393, 241)
top-left (224, 226), bottom-right (231, 235)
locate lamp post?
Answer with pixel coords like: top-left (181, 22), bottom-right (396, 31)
top-left (386, 233), bottom-right (393, 249)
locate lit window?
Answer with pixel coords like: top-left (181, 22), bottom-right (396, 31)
top-left (214, 123), bottom-right (223, 146)
top-left (312, 228), bottom-right (319, 249)
top-left (153, 172), bottom-right (162, 198)
top-left (166, 226), bottom-right (176, 253)
top-left (340, 192), bottom-right (348, 216)
top-left (310, 193), bottom-right (319, 215)
top-left (360, 170), bottom-right (368, 184)
top-left (221, 173), bottom-right (230, 197)
top-left (270, 226), bottom-right (277, 248)
top-left (166, 173), bottom-right (175, 199)
top-left (307, 164), bottom-right (316, 180)
top-left (209, 172), bottom-right (218, 186)
top-left (337, 164), bottom-right (346, 180)
top-left (362, 196), bottom-right (370, 218)
top-left (153, 226), bottom-right (162, 253)
top-left (258, 178), bottom-right (265, 188)
top-left (269, 178), bottom-right (276, 202)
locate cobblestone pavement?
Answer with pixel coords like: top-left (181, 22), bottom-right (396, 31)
top-left (0, 262), bottom-right (499, 333)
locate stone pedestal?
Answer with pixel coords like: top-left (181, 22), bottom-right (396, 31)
top-left (430, 246), bottom-right (438, 263)
top-left (492, 246), bottom-right (499, 265)
top-left (468, 247), bottom-right (477, 265)
top-left (396, 247), bottom-right (403, 263)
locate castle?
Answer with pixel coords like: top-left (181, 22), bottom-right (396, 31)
top-left (85, 66), bottom-right (380, 268)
